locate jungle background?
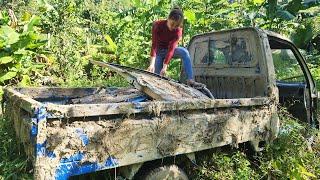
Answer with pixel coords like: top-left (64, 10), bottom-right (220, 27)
top-left (0, 0), bottom-right (320, 179)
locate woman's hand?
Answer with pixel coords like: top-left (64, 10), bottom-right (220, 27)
top-left (160, 64), bottom-right (168, 76)
top-left (147, 57), bottom-right (156, 73)
top-left (147, 65), bottom-right (154, 73)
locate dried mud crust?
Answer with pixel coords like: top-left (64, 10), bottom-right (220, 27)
top-left (40, 106), bottom-right (273, 178)
top-left (133, 72), bottom-right (209, 100)
top-left (69, 88), bottom-right (144, 104)
top-left (5, 101), bottom-right (34, 158)
top-left (96, 62), bottom-right (209, 101)
top-left (144, 165), bottom-right (189, 180)
top-left (67, 73), bottom-right (208, 104)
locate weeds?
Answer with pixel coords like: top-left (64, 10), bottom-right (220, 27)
top-left (258, 113), bottom-right (320, 179)
top-left (0, 117), bottom-right (32, 179)
top-left (194, 151), bottom-right (259, 180)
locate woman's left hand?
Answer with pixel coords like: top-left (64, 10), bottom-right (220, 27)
top-left (160, 64), bottom-right (168, 76)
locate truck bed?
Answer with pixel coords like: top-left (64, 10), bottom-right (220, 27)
top-left (4, 86), bottom-right (276, 179)
top-left (3, 63), bottom-right (278, 179)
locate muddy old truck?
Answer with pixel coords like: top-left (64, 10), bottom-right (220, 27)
top-left (3, 27), bottom-right (319, 180)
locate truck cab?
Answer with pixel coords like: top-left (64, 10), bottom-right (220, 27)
top-left (184, 27), bottom-right (318, 128)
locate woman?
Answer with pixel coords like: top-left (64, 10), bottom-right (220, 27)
top-left (147, 7), bottom-right (202, 87)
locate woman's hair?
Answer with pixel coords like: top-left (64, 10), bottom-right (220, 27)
top-left (168, 6), bottom-right (184, 24)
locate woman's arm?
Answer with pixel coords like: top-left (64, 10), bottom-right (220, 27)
top-left (148, 22), bottom-right (158, 72)
top-left (150, 22), bottom-right (158, 58)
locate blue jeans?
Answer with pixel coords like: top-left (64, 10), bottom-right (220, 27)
top-left (155, 47), bottom-right (193, 80)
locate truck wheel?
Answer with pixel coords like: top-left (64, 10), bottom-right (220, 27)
top-left (144, 165), bottom-right (188, 180)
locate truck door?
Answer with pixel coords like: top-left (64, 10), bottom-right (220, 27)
top-left (268, 36), bottom-right (318, 128)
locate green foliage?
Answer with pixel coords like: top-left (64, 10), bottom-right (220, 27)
top-left (195, 151), bottom-right (259, 180)
top-left (258, 111), bottom-right (320, 179)
top-left (291, 22), bottom-right (314, 49)
top-left (1, 0), bottom-right (316, 86)
top-left (0, 10), bottom-right (47, 98)
top-left (272, 49), bottom-right (305, 81)
top-left (0, 117), bottom-right (32, 179)
top-left (263, 0), bottom-right (320, 51)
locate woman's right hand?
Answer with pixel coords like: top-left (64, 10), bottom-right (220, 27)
top-left (147, 65), bottom-right (154, 73)
top-left (147, 56), bottom-right (156, 73)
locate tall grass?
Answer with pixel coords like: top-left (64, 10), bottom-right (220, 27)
top-left (0, 116), bottom-right (32, 179)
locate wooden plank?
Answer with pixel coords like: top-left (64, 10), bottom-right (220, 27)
top-left (46, 97), bottom-right (270, 118)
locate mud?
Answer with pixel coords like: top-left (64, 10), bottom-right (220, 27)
top-left (4, 100), bottom-right (35, 159)
top-left (102, 62), bottom-right (209, 101)
top-left (4, 85), bottom-right (278, 180)
top-left (34, 105), bottom-right (275, 178)
top-left (134, 72), bottom-right (209, 100)
top-left (70, 88), bottom-right (144, 104)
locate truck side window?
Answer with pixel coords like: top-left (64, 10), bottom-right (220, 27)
top-left (272, 49), bottom-right (306, 82)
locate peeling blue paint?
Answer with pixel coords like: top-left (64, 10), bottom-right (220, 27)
top-left (31, 101), bottom-right (122, 179)
top-left (55, 154), bottom-right (119, 180)
top-left (75, 128), bottom-right (89, 146)
top-left (36, 141), bottom-right (47, 157)
top-left (30, 118), bottom-right (38, 137)
top-left (34, 105), bottom-right (47, 159)
top-left (133, 102), bottom-right (143, 109)
top-left (46, 151), bottom-right (56, 159)
top-left (30, 126), bottom-right (37, 136)
top-left (104, 156), bottom-right (119, 167)
top-left (127, 95), bottom-right (148, 103)
top-left (60, 152), bottom-right (85, 163)
top-left (56, 162), bottom-right (99, 180)
top-left (35, 106), bottom-right (47, 121)
top-left (129, 95), bottom-right (148, 110)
